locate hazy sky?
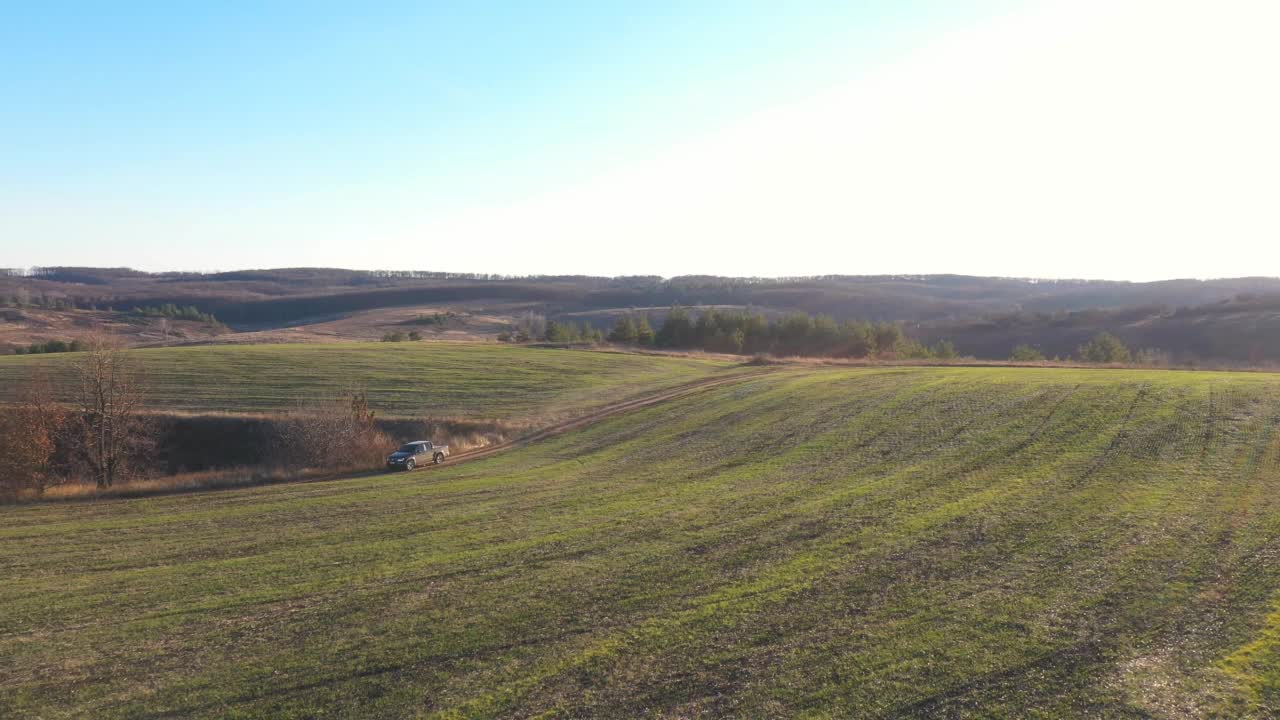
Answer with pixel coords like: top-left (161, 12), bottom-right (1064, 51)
top-left (3, 1), bottom-right (1277, 280)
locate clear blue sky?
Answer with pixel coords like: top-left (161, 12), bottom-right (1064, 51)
top-left (4, 1), bottom-right (1277, 279)
top-left (4, 1), bottom-right (991, 205)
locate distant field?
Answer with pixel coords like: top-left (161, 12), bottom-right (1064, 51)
top-left (4, 367), bottom-right (1280, 717)
top-left (0, 343), bottom-right (735, 420)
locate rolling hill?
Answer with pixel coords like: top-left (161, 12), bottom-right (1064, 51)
top-left (5, 268), bottom-right (1280, 364)
top-left (3, 366), bottom-right (1279, 717)
top-left (0, 343), bottom-right (737, 420)
top-left (7, 268), bottom-right (1280, 325)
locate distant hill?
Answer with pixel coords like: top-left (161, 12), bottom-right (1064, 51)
top-left (5, 267), bottom-right (1280, 319)
top-left (3, 267), bottom-right (1280, 363)
top-left (916, 293), bottom-right (1280, 365)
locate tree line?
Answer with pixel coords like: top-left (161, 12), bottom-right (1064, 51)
top-left (605, 307), bottom-right (958, 359)
top-left (501, 306), bottom-right (1157, 365)
top-left (13, 339), bottom-right (88, 355)
top-left (1010, 332), bottom-right (1156, 365)
top-left (498, 316), bottom-right (607, 344)
top-left (1, 292), bottom-right (81, 310)
top-left (131, 304), bottom-right (226, 328)
top-left (382, 330), bottom-right (423, 342)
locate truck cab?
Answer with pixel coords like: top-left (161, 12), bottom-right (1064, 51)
top-left (385, 440), bottom-right (448, 471)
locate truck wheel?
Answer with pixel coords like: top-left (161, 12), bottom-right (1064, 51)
top-left (405, 459), bottom-right (415, 471)
top-left (434, 453), bottom-right (444, 464)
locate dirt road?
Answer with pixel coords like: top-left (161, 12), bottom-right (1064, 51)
top-left (403, 367), bottom-right (776, 472)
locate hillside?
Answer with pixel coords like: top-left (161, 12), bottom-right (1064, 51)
top-left (5, 269), bottom-right (1276, 322)
top-left (0, 343), bottom-right (736, 420)
top-left (3, 367), bottom-right (1279, 717)
top-left (5, 268), bottom-right (1280, 363)
top-left (0, 306), bottom-right (228, 352)
top-left (917, 294), bottom-right (1280, 365)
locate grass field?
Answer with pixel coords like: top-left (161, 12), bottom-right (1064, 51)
top-left (4, 367), bottom-right (1280, 717)
top-left (0, 343), bottom-right (735, 420)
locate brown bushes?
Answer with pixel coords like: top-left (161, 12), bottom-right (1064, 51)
top-left (36, 467), bottom-right (292, 502)
top-left (378, 417), bottom-right (510, 453)
top-left (272, 390), bottom-right (392, 471)
top-left (1, 364), bottom-right (516, 501)
top-left (0, 370), bottom-right (64, 499)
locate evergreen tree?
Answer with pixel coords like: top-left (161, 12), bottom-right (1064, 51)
top-left (608, 316), bottom-right (638, 343)
top-left (656, 306), bottom-right (694, 347)
top-left (776, 314), bottom-right (814, 355)
top-left (810, 315), bottom-right (839, 355)
top-left (842, 321), bottom-right (875, 358)
top-left (545, 320), bottom-right (572, 343)
top-left (872, 323), bottom-right (904, 356)
top-left (635, 316), bottom-right (655, 345)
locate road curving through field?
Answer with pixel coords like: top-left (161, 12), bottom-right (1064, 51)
top-left (393, 365), bottom-right (780, 473)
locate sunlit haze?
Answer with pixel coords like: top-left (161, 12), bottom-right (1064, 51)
top-left (3, 0), bottom-right (1277, 280)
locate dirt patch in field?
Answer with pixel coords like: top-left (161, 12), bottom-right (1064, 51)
top-left (0, 309), bottom-right (225, 353)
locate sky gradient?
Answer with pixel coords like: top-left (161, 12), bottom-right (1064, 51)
top-left (3, 1), bottom-right (1277, 280)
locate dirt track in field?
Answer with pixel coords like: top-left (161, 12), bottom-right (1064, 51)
top-left (394, 367), bottom-right (777, 474)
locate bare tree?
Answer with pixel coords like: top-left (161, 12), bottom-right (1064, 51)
top-left (0, 369), bottom-right (65, 499)
top-left (67, 332), bottom-right (152, 487)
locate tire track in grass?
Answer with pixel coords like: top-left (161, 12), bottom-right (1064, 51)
top-left (12, 370), bottom-right (1280, 718)
top-left (425, 382), bottom-right (1107, 717)
top-left (1076, 384), bottom-right (1149, 485)
top-left (1208, 402), bottom-right (1280, 715)
top-left (729, 383), bottom-right (1226, 716)
top-left (364, 368), bottom-right (780, 478)
top-left (1, 375), bottom-right (788, 643)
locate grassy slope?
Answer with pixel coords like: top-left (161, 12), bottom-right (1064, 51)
top-left (4, 367), bottom-right (1280, 718)
top-left (0, 343), bottom-right (733, 420)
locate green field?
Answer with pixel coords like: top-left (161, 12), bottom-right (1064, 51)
top-left (0, 343), bottom-right (734, 420)
top-left (4, 367), bottom-right (1280, 717)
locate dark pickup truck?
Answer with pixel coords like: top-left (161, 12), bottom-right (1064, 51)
top-left (385, 440), bottom-right (449, 471)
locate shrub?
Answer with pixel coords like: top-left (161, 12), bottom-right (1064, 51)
top-left (897, 340), bottom-right (934, 359)
top-left (406, 312), bottom-right (460, 326)
top-left (0, 370), bottom-right (64, 499)
top-left (544, 320), bottom-right (599, 343)
top-left (1010, 344), bottom-right (1046, 362)
top-left (273, 390), bottom-right (391, 470)
top-left (1134, 348), bottom-right (1171, 367)
top-left (930, 340), bottom-right (958, 359)
top-left (1077, 333), bottom-right (1131, 363)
